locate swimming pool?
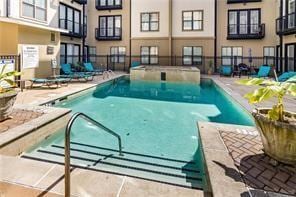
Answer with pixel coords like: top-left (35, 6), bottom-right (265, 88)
top-left (23, 76), bottom-right (254, 189)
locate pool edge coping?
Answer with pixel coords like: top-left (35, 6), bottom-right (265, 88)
top-left (198, 121), bottom-right (252, 197)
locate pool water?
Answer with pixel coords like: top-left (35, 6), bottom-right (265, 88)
top-left (23, 77), bottom-right (254, 189)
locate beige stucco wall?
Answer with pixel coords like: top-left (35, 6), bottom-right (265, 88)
top-left (172, 0), bottom-right (215, 38)
top-left (86, 0), bottom-right (131, 55)
top-left (17, 26), bottom-right (60, 79)
top-left (216, 0), bottom-right (278, 58)
top-left (0, 22), bottom-right (18, 54)
top-left (131, 0), bottom-right (169, 38)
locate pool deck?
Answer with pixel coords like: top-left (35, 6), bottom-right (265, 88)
top-left (0, 73), bottom-right (295, 196)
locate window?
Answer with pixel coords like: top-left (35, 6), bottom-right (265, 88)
top-left (98, 16), bottom-right (122, 39)
top-left (288, 0), bottom-right (295, 28)
top-left (22, 0), bottom-right (47, 21)
top-left (141, 12), bottom-right (159, 31)
top-left (111, 47), bottom-right (126, 63)
top-left (286, 43), bottom-right (296, 72)
top-left (221, 47), bottom-right (243, 65)
top-left (96, 0), bottom-right (122, 10)
top-left (228, 9), bottom-right (261, 35)
top-left (59, 4), bottom-right (82, 35)
top-left (89, 47), bottom-right (96, 63)
top-left (263, 47), bottom-right (275, 66)
top-left (183, 47), bottom-right (202, 65)
top-left (141, 47), bottom-right (158, 65)
top-left (60, 43), bottom-right (80, 64)
top-left (182, 11), bottom-right (203, 31)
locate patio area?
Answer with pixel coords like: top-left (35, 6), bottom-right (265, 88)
top-left (0, 74), bottom-right (295, 197)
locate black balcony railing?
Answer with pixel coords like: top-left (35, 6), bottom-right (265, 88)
top-left (227, 0), bottom-right (262, 3)
top-left (96, 0), bottom-right (122, 10)
top-left (73, 0), bottom-right (87, 4)
top-left (95, 28), bottom-right (122, 41)
top-left (59, 19), bottom-right (86, 38)
top-left (276, 12), bottom-right (296, 35)
top-left (227, 24), bottom-right (265, 39)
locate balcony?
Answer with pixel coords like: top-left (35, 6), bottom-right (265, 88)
top-left (227, 24), bottom-right (265, 40)
top-left (60, 19), bottom-right (86, 38)
top-left (96, 0), bottom-right (122, 10)
top-left (95, 28), bottom-right (122, 41)
top-left (276, 12), bottom-right (296, 35)
top-left (73, 0), bottom-right (87, 4)
top-left (227, 0), bottom-right (262, 3)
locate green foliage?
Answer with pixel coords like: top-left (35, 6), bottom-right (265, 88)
top-left (0, 65), bottom-right (21, 93)
top-left (237, 78), bottom-right (296, 121)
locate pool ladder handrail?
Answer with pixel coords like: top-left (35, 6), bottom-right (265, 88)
top-left (64, 112), bottom-right (123, 197)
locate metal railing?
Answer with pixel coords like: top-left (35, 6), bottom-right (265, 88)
top-left (227, 23), bottom-right (265, 39)
top-left (276, 12), bottom-right (296, 34)
top-left (65, 112), bottom-right (123, 197)
top-left (95, 27), bottom-right (122, 40)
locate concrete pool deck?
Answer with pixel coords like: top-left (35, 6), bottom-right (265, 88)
top-left (0, 73), bottom-right (295, 196)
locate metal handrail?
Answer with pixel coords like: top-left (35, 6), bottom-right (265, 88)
top-left (65, 112), bottom-right (123, 197)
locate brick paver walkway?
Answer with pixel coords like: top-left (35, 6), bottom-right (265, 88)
top-left (220, 131), bottom-right (296, 196)
top-left (0, 109), bottom-right (43, 133)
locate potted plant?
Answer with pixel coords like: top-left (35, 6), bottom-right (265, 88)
top-left (0, 65), bottom-right (21, 122)
top-left (208, 60), bottom-right (213, 75)
top-left (238, 78), bottom-right (296, 165)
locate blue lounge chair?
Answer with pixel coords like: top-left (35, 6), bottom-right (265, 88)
top-left (251, 65), bottom-right (271, 78)
top-left (30, 78), bottom-right (70, 88)
top-left (286, 75), bottom-right (296, 83)
top-left (277, 72), bottom-right (296, 82)
top-left (60, 63), bottom-right (94, 81)
top-left (131, 61), bottom-right (140, 68)
top-left (83, 62), bottom-right (104, 74)
top-left (220, 65), bottom-right (232, 76)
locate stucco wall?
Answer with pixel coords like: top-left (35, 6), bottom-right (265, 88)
top-left (131, 0), bottom-right (169, 38)
top-left (216, 0), bottom-right (278, 57)
top-left (0, 22), bottom-right (18, 55)
top-left (172, 0), bottom-right (215, 38)
top-left (17, 26), bottom-right (60, 79)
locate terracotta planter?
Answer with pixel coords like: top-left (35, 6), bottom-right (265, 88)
top-left (0, 91), bottom-right (18, 122)
top-left (252, 108), bottom-right (296, 165)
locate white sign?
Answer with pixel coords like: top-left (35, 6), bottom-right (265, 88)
top-left (22, 45), bottom-right (39, 69)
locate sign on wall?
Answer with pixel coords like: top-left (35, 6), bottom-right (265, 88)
top-left (22, 45), bottom-right (39, 69)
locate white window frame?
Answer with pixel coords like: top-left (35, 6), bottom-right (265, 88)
top-left (22, 0), bottom-right (47, 22)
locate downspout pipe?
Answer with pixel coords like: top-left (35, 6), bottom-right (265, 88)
top-left (214, 0), bottom-right (217, 72)
top-left (82, 3), bottom-right (86, 62)
top-left (6, 0), bottom-right (9, 17)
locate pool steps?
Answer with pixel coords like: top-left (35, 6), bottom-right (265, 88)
top-left (22, 142), bottom-right (203, 189)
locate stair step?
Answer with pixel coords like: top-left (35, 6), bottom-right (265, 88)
top-left (70, 141), bottom-right (199, 170)
top-left (42, 145), bottom-right (201, 180)
top-left (22, 150), bottom-right (203, 189)
top-left (53, 144), bottom-right (200, 173)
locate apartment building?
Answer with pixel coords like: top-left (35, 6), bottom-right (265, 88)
top-left (86, 0), bottom-right (131, 70)
top-left (277, 0), bottom-right (296, 72)
top-left (216, 0), bottom-right (278, 69)
top-left (131, 0), bottom-right (215, 66)
top-left (0, 0), bottom-right (65, 79)
top-left (0, 0), bottom-right (295, 75)
top-left (58, 0), bottom-right (87, 65)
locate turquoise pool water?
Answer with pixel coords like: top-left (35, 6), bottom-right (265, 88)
top-left (24, 77), bottom-right (254, 189)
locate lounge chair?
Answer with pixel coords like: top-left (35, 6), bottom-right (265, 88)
top-left (30, 78), bottom-right (70, 88)
top-left (286, 75), bottom-right (296, 83)
top-left (251, 65), bottom-right (271, 78)
top-left (83, 62), bottom-right (104, 75)
top-left (277, 72), bottom-right (296, 82)
top-left (220, 65), bottom-right (232, 76)
top-left (60, 63), bottom-right (94, 81)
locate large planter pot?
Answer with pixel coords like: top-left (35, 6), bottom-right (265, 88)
top-left (252, 108), bottom-right (296, 165)
top-left (0, 91), bottom-right (18, 122)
